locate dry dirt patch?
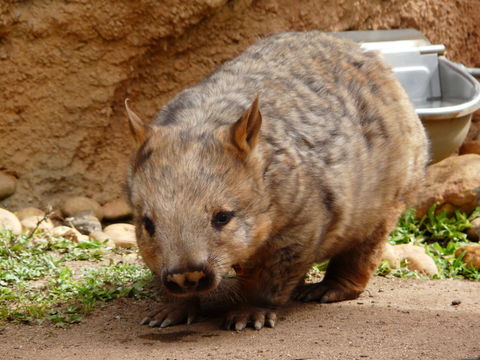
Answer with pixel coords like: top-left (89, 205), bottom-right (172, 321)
top-left (1, 277), bottom-right (479, 360)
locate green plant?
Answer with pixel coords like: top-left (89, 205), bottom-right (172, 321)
top-left (0, 230), bottom-right (157, 326)
top-left (382, 204), bottom-right (480, 280)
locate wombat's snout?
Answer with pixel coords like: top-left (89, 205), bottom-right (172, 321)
top-left (162, 266), bottom-right (215, 295)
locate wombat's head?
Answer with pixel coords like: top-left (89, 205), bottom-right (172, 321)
top-left (125, 98), bottom-right (272, 297)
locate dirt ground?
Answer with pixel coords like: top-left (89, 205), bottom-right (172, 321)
top-left (1, 277), bottom-right (479, 360)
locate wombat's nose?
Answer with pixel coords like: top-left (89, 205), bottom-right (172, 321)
top-left (163, 268), bottom-right (214, 294)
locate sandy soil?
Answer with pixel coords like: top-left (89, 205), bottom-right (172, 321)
top-left (1, 277), bottom-right (479, 360)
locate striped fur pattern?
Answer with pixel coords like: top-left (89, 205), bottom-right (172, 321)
top-left (126, 31), bottom-right (428, 329)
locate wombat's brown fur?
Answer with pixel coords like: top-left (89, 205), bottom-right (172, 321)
top-left (126, 31), bottom-right (428, 331)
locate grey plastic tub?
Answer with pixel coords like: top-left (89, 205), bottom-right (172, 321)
top-left (333, 29), bottom-right (480, 163)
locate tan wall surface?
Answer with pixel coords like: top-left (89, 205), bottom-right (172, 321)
top-left (1, 0), bottom-right (479, 209)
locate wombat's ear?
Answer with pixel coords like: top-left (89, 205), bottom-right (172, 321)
top-left (230, 96), bottom-right (262, 156)
top-left (125, 99), bottom-right (150, 145)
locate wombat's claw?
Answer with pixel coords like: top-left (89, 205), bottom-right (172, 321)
top-left (223, 307), bottom-right (277, 331)
top-left (294, 281), bottom-right (360, 303)
top-left (140, 302), bottom-right (198, 328)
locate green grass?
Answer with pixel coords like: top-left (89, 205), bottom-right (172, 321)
top-left (1, 204), bottom-right (479, 326)
top-left (377, 204), bottom-right (480, 280)
top-left (0, 230), bottom-right (156, 327)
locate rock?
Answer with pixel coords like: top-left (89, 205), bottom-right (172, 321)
top-left (382, 243), bottom-right (401, 268)
top-left (0, 172), bottom-right (17, 200)
top-left (66, 211), bottom-right (102, 235)
top-left (61, 196), bottom-right (103, 221)
top-left (382, 243), bottom-right (438, 276)
top-left (89, 230), bottom-right (115, 248)
top-left (435, 203), bottom-right (456, 216)
top-left (467, 217), bottom-right (480, 241)
top-left (51, 225), bottom-right (89, 242)
top-left (21, 216), bottom-right (54, 232)
top-left (455, 244), bottom-right (480, 270)
top-left (415, 154), bottom-right (480, 217)
top-left (17, 207), bottom-right (45, 221)
top-left (103, 223), bottom-right (137, 249)
top-left (459, 140), bottom-right (480, 155)
top-left (0, 208), bottom-right (22, 235)
top-left (123, 253), bottom-right (141, 264)
top-left (48, 208), bottom-right (65, 227)
top-left (102, 198), bottom-right (132, 220)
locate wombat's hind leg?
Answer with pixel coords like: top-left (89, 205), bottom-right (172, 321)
top-left (140, 299), bottom-right (199, 328)
top-left (295, 220), bottom-right (391, 303)
top-left (223, 306), bottom-right (277, 331)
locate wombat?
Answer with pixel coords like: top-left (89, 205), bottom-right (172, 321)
top-left (125, 31), bottom-right (428, 331)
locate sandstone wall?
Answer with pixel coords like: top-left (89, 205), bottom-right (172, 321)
top-left (1, 0), bottom-right (479, 209)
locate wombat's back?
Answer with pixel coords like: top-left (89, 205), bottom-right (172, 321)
top-left (154, 31), bottom-right (428, 239)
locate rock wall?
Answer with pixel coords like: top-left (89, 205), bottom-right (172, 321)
top-left (1, 0), bottom-right (479, 209)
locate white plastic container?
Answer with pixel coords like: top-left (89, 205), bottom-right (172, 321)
top-left (333, 29), bottom-right (480, 163)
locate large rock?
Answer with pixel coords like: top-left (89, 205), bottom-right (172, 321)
top-left (0, 172), bottom-right (17, 200)
top-left (455, 244), bottom-right (480, 270)
top-left (382, 243), bottom-right (438, 276)
top-left (61, 196), bottom-right (103, 221)
top-left (102, 198), bottom-right (132, 220)
top-left (103, 223), bottom-right (137, 249)
top-left (0, 208), bottom-right (22, 235)
top-left (415, 154), bottom-right (480, 217)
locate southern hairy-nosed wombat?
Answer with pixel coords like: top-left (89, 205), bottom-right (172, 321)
top-left (126, 31), bottom-right (428, 331)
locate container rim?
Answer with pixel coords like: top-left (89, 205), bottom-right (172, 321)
top-left (416, 57), bottom-right (480, 120)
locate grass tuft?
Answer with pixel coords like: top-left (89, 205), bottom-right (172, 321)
top-left (0, 230), bottom-right (156, 326)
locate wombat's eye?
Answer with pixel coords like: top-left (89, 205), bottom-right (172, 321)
top-left (142, 216), bottom-right (155, 236)
top-left (211, 211), bottom-right (235, 229)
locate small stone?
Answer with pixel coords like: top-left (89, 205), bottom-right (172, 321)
top-left (17, 207), bottom-right (45, 221)
top-left (0, 208), bottom-right (22, 235)
top-left (89, 230), bottom-right (115, 247)
top-left (467, 217), bottom-right (480, 241)
top-left (102, 198), bottom-right (132, 220)
top-left (382, 243), bottom-right (438, 276)
top-left (455, 244), bottom-right (480, 270)
top-left (61, 196), bottom-right (103, 221)
top-left (123, 253), bottom-right (140, 264)
top-left (51, 225), bottom-right (88, 242)
top-left (67, 211), bottom-right (102, 235)
top-left (451, 300), bottom-right (461, 306)
top-left (103, 223), bottom-right (137, 248)
top-left (382, 243), bottom-right (400, 268)
top-left (21, 216), bottom-right (54, 232)
top-left (0, 172), bottom-right (17, 200)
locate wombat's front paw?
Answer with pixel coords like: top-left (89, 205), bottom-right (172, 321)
top-left (294, 280), bottom-right (361, 303)
top-left (140, 301), bottom-right (199, 328)
top-left (223, 307), bottom-right (277, 331)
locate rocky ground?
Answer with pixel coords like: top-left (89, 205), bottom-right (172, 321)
top-left (1, 276), bottom-right (479, 360)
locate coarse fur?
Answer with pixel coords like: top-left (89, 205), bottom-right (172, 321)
top-left (126, 31), bottom-right (428, 330)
